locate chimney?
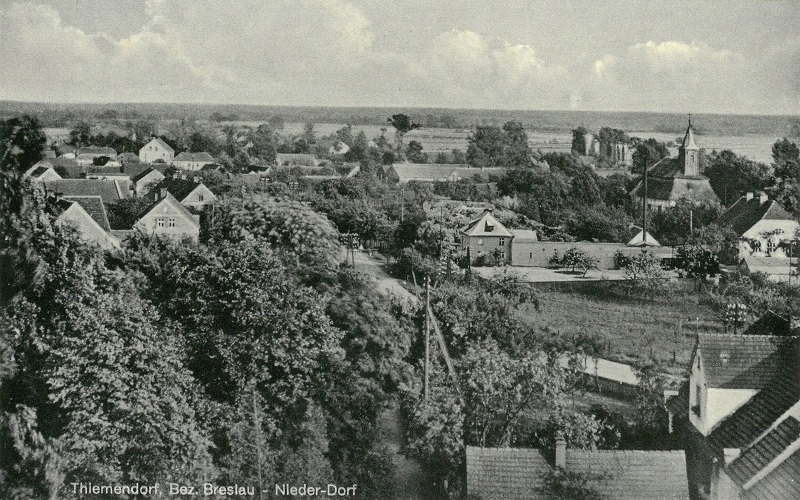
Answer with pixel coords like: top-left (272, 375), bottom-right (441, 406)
top-left (555, 438), bottom-right (566, 468)
top-left (746, 192), bottom-right (754, 201)
top-left (759, 192), bottom-right (768, 205)
top-left (160, 188), bottom-right (168, 199)
top-left (193, 175), bottom-right (200, 183)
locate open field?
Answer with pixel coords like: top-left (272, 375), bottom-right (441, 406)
top-left (518, 281), bottom-right (724, 376)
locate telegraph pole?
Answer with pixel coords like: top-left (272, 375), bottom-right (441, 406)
top-left (424, 275), bottom-right (430, 403)
top-left (642, 161), bottom-right (649, 244)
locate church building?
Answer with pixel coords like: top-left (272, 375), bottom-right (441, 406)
top-left (630, 121), bottom-right (719, 212)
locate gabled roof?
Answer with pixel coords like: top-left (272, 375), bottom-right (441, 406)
top-left (647, 157), bottom-right (684, 179)
top-left (695, 334), bottom-right (799, 389)
top-left (123, 162), bottom-right (169, 178)
top-left (61, 195), bottom-right (111, 231)
top-left (29, 166), bottom-right (53, 178)
top-left (708, 360), bottom-right (800, 449)
top-left (143, 137), bottom-right (174, 153)
top-left (741, 448), bottom-right (800, 500)
top-left (511, 229), bottom-right (539, 243)
top-left (631, 176), bottom-right (677, 200)
top-left (78, 146), bottom-right (116, 157)
top-left (717, 196), bottom-right (795, 236)
top-left (388, 163), bottom-right (467, 182)
top-left (461, 210), bottom-right (514, 238)
top-left (152, 178), bottom-right (208, 202)
top-left (466, 446), bottom-right (689, 500)
top-left (727, 417), bottom-right (800, 487)
top-left (173, 152), bottom-right (215, 163)
top-left (138, 193), bottom-right (198, 228)
top-left (44, 179), bottom-right (131, 205)
top-left (130, 167), bottom-right (164, 184)
top-left (743, 311), bottom-right (798, 337)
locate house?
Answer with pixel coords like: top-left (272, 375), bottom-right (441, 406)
top-left (151, 177), bottom-right (216, 210)
top-left (385, 163), bottom-right (467, 183)
top-left (117, 152), bottom-right (140, 166)
top-left (738, 256), bottom-right (797, 282)
top-left (466, 443), bottom-right (689, 500)
top-left (24, 163), bottom-right (62, 181)
top-left (76, 146), bottom-right (118, 166)
top-left (461, 209), bottom-right (514, 265)
top-left (130, 167), bottom-right (166, 196)
top-left (133, 192), bottom-right (200, 243)
top-left (717, 192), bottom-right (798, 259)
top-left (171, 152), bottom-right (215, 171)
top-left (328, 141), bottom-right (350, 156)
top-left (52, 195), bottom-right (120, 250)
top-left (630, 121), bottom-right (719, 211)
top-left (44, 179), bottom-right (132, 206)
top-left (139, 137), bottom-right (175, 164)
top-left (673, 332), bottom-right (800, 499)
top-left (740, 311), bottom-right (799, 337)
top-left (275, 153), bottom-right (317, 167)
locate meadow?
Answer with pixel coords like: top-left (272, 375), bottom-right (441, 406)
top-left (518, 281), bottom-right (724, 376)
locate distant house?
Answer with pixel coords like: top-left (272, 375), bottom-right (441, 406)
top-left (139, 138), bottom-right (175, 164)
top-left (130, 167), bottom-right (165, 196)
top-left (275, 153), bottom-right (317, 167)
top-left (384, 163), bottom-right (487, 184)
top-left (53, 195), bottom-right (120, 250)
top-left (717, 192), bottom-right (798, 259)
top-left (117, 152), bottom-right (140, 166)
top-left (44, 179), bottom-right (132, 206)
top-left (738, 256), bottom-right (797, 282)
top-left (673, 332), bottom-right (800, 499)
top-left (328, 141), bottom-right (350, 156)
top-left (76, 146), bottom-right (118, 166)
top-left (151, 177), bottom-right (216, 210)
top-left (134, 192), bottom-right (200, 243)
top-left (461, 209), bottom-right (514, 265)
top-left (467, 444), bottom-right (689, 500)
top-left (24, 163), bottom-right (62, 181)
top-left (630, 121), bottom-right (719, 211)
top-left (47, 157), bottom-right (82, 178)
top-left (172, 152), bottom-right (215, 171)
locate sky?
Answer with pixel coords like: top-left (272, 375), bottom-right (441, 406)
top-left (1, 0), bottom-right (798, 115)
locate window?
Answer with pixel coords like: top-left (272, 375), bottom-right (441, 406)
top-left (692, 384), bottom-right (702, 417)
top-left (499, 251), bottom-right (505, 259)
top-left (198, 195), bottom-right (204, 202)
top-left (499, 238), bottom-right (506, 246)
top-left (156, 217), bottom-right (165, 228)
top-left (766, 239), bottom-right (776, 255)
top-left (168, 218), bottom-right (176, 228)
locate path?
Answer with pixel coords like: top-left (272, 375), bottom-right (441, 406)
top-left (349, 251), bottom-right (433, 499)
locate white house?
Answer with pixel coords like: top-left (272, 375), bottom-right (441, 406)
top-left (172, 152), bottom-right (215, 171)
top-left (134, 192), bottom-right (200, 243)
top-left (716, 192), bottom-right (799, 259)
top-left (139, 138), bottom-right (175, 164)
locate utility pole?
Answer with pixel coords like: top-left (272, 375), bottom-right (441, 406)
top-left (689, 208), bottom-right (693, 238)
top-left (400, 186), bottom-right (405, 223)
top-left (642, 161), bottom-right (649, 245)
top-left (424, 275), bottom-right (430, 403)
top-left (252, 383), bottom-right (263, 499)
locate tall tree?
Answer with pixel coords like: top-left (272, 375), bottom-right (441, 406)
top-left (1, 116), bottom-right (47, 173)
top-left (388, 114), bottom-right (420, 154)
top-left (704, 150), bottom-right (770, 206)
top-left (631, 137), bottom-right (669, 175)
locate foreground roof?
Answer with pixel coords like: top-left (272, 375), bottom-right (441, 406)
top-left (466, 446), bottom-right (689, 500)
top-left (152, 178), bottom-right (206, 201)
top-left (696, 334), bottom-right (799, 389)
top-left (61, 195), bottom-right (111, 231)
top-left (44, 179), bottom-right (131, 205)
top-left (741, 449), bottom-right (800, 500)
top-left (727, 417), bottom-right (800, 488)
top-left (717, 196), bottom-right (795, 236)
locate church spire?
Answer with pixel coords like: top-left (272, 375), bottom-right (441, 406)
top-left (679, 118), bottom-right (700, 176)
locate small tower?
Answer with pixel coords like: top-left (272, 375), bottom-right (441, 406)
top-left (679, 119), bottom-right (700, 177)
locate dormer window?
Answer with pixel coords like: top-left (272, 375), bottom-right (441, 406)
top-left (485, 222), bottom-right (494, 232)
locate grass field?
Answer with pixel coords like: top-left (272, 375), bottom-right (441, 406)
top-left (517, 281), bottom-right (724, 376)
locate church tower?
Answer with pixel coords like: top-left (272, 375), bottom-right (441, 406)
top-left (679, 120), bottom-right (700, 177)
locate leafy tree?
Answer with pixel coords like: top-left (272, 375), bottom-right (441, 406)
top-left (502, 121), bottom-right (533, 168)
top-left (549, 248), bottom-right (599, 276)
top-left (452, 149), bottom-right (466, 164)
top-left (406, 140), bottom-right (428, 163)
top-left (671, 244), bottom-right (720, 280)
top-left (67, 121), bottom-right (92, 147)
top-left (704, 150), bottom-right (770, 206)
top-left (388, 113), bottom-right (420, 153)
top-left (772, 137), bottom-right (800, 165)
top-left (1, 116), bottom-right (47, 173)
top-left (631, 137), bottom-right (669, 174)
top-left (188, 131), bottom-right (220, 155)
top-left (571, 126), bottom-right (589, 155)
top-left (650, 198), bottom-right (721, 246)
top-left (695, 224), bottom-right (741, 266)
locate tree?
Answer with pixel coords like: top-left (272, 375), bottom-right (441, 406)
top-left (1, 116), bottom-right (47, 172)
top-left (671, 244), bottom-right (720, 280)
top-left (502, 121), bottom-right (533, 168)
top-left (335, 125), bottom-right (354, 147)
top-left (650, 198), bottom-right (721, 246)
top-left (68, 121), bottom-right (92, 147)
top-left (772, 137), bottom-right (800, 166)
top-left (303, 122), bottom-right (316, 146)
top-left (631, 137), bottom-right (669, 174)
top-left (466, 125), bottom-right (507, 168)
top-left (388, 114), bottom-right (420, 153)
top-left (571, 127), bottom-right (589, 155)
top-left (405, 140), bottom-right (428, 163)
top-left (704, 150), bottom-right (770, 206)
top-left (451, 149), bottom-right (466, 164)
